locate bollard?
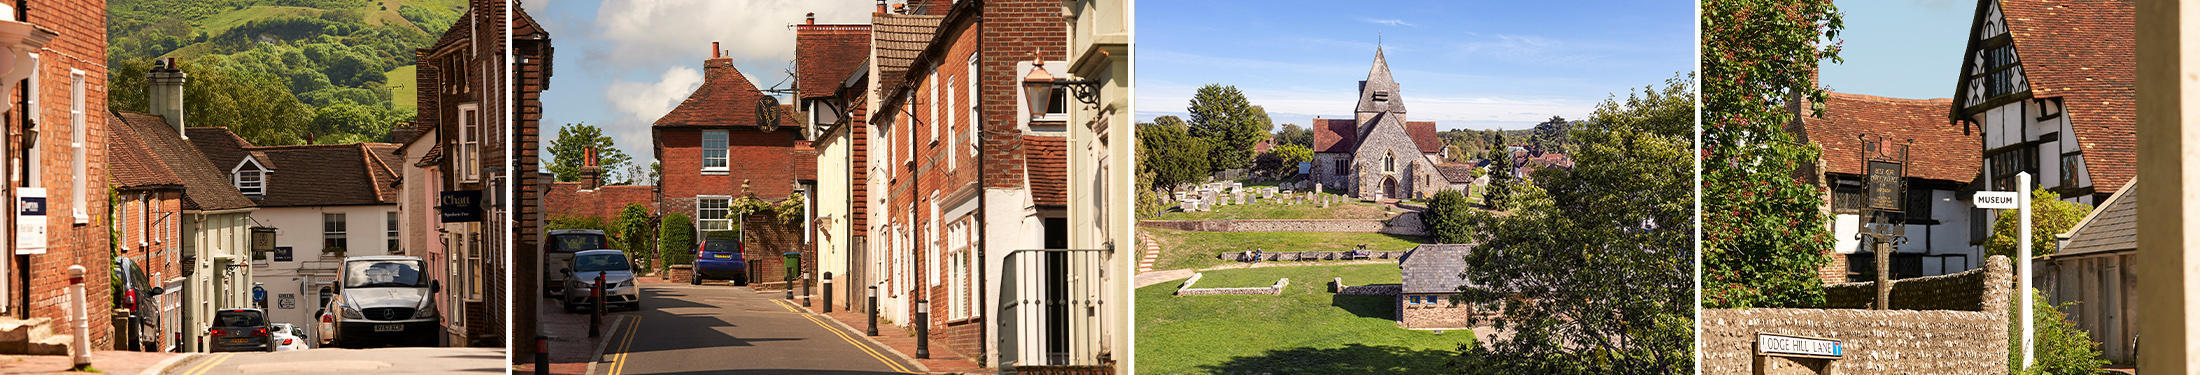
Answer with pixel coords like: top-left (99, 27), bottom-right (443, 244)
top-left (802, 273), bottom-right (812, 307)
top-left (866, 286), bottom-right (879, 336)
top-left (67, 266), bottom-right (91, 369)
top-left (823, 274), bottom-right (834, 313)
top-left (589, 273), bottom-right (604, 338)
top-left (534, 335), bottom-right (550, 375)
top-left (914, 299), bottom-right (930, 359)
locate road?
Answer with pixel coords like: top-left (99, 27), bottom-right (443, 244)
top-left (160, 347), bottom-right (504, 374)
top-left (587, 283), bottom-right (921, 375)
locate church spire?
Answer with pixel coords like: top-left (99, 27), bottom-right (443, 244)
top-left (1358, 45), bottom-right (1403, 116)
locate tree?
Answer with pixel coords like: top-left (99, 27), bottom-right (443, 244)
top-left (1701, 0), bottom-right (1843, 309)
top-left (1482, 133), bottom-right (1513, 209)
top-left (1252, 144), bottom-right (1313, 179)
top-left (1450, 75), bottom-right (1696, 374)
top-left (547, 123), bottom-right (635, 184)
top-left (1274, 123), bottom-right (1314, 148)
top-left (1984, 188), bottom-right (2093, 259)
top-left (1186, 84), bottom-right (1269, 171)
top-left (2010, 290), bottom-right (2110, 375)
top-left (612, 203), bottom-right (655, 262)
top-left (1423, 189), bottom-right (1473, 244)
top-left (110, 59), bottom-right (314, 146)
top-left (1138, 117), bottom-right (1210, 190)
top-left (660, 213), bottom-right (696, 267)
top-left (1530, 116), bottom-right (1574, 155)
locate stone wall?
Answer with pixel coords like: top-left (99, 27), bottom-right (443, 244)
top-left (1139, 214), bottom-right (1429, 236)
top-left (1399, 293), bottom-right (1481, 329)
top-left (1822, 263), bottom-right (1999, 311)
top-left (1173, 273), bottom-right (1290, 296)
top-left (1215, 250), bottom-right (1408, 262)
top-left (1699, 256), bottom-right (2011, 375)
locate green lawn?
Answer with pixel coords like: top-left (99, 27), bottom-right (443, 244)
top-left (1138, 264), bottom-right (1477, 375)
top-left (1148, 199), bottom-right (1396, 220)
top-left (385, 65), bottom-right (417, 112)
top-left (1142, 228), bottom-right (1426, 271)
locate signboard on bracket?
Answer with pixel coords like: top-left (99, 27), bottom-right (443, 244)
top-left (1865, 160), bottom-right (1905, 212)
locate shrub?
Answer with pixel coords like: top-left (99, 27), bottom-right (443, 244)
top-left (659, 213), bottom-right (696, 266)
top-left (1424, 189), bottom-right (1473, 244)
top-left (2011, 289), bottom-right (2109, 375)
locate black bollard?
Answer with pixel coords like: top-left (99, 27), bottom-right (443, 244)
top-left (535, 335), bottom-right (550, 375)
top-left (803, 273), bottom-right (812, 307)
top-left (914, 299), bottom-right (930, 359)
top-left (589, 273), bottom-right (604, 338)
top-left (823, 273), bottom-right (834, 313)
top-left (866, 286), bottom-right (879, 336)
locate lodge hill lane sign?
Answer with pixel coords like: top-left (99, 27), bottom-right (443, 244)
top-left (1757, 333), bottom-right (1842, 359)
top-left (439, 190), bottom-right (484, 223)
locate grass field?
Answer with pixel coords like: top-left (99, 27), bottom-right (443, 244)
top-left (1138, 264), bottom-right (1478, 374)
top-left (386, 65), bottom-right (417, 111)
top-left (1148, 199), bottom-right (1396, 221)
top-left (1141, 228), bottom-right (1426, 271)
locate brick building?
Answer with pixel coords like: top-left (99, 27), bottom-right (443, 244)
top-left (0, 0), bottom-right (117, 353)
top-left (405, 0), bottom-right (512, 347)
top-left (651, 45), bottom-right (815, 287)
top-left (511, 1), bottom-right (550, 352)
top-left (795, 12), bottom-right (871, 315)
top-left (1310, 48), bottom-right (1465, 200)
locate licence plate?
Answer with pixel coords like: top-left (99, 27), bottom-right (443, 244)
top-left (228, 338), bottom-right (248, 344)
top-left (712, 254), bottom-right (731, 259)
top-left (374, 324), bottom-right (404, 332)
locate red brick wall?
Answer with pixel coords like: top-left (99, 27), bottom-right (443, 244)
top-left (976, 0), bottom-right (1064, 191)
top-left (11, 0), bottom-right (113, 348)
top-left (742, 215), bottom-right (805, 284)
top-left (114, 190), bottom-right (182, 350)
top-left (542, 183), bottom-right (656, 221)
top-left (656, 127), bottom-right (806, 217)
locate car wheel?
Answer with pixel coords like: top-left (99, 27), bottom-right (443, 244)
top-left (690, 275), bottom-right (701, 285)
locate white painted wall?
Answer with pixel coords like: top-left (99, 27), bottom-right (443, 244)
top-left (249, 204), bottom-right (398, 328)
top-left (1829, 188), bottom-right (1981, 277)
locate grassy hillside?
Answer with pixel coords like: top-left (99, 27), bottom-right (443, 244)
top-left (107, 0), bottom-right (463, 145)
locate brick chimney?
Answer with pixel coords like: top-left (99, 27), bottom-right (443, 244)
top-left (145, 57), bottom-right (187, 138)
top-left (704, 42), bottom-right (736, 83)
top-left (806, 12), bottom-right (815, 25)
top-left (580, 146), bottom-right (602, 190)
top-left (876, 0), bottom-right (887, 15)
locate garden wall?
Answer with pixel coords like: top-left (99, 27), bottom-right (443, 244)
top-left (1699, 256), bottom-right (2011, 375)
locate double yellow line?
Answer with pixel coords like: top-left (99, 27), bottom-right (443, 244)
top-left (177, 353), bottom-right (235, 375)
top-left (602, 316), bottom-right (641, 375)
top-left (771, 299), bottom-right (918, 374)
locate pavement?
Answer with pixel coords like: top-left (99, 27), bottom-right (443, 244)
top-left (811, 303), bottom-right (989, 374)
top-left (0, 351), bottom-right (184, 374)
top-left (156, 347), bottom-right (504, 374)
top-left (577, 276), bottom-right (931, 375)
top-left (510, 288), bottom-right (609, 375)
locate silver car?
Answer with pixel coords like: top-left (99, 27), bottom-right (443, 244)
top-left (543, 229), bottom-right (611, 297)
top-left (562, 250), bottom-right (639, 312)
top-left (325, 256), bottom-right (441, 348)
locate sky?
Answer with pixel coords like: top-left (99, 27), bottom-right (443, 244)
top-left (1135, 1), bottom-right (1694, 132)
top-left (1817, 0), bottom-right (1977, 99)
top-left (520, 0), bottom-right (878, 178)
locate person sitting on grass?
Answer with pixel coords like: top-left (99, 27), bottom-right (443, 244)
top-left (1252, 250), bottom-right (1263, 262)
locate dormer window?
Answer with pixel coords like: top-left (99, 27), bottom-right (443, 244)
top-left (1373, 90), bottom-right (1390, 102)
top-left (232, 157), bottom-right (271, 197)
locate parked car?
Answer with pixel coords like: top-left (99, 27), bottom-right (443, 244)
top-left (563, 249), bottom-right (639, 312)
top-left (691, 236), bottom-right (748, 286)
top-left (111, 256), bottom-right (164, 351)
top-left (270, 323), bottom-right (311, 351)
top-left (314, 309), bottom-right (335, 346)
top-left (208, 309), bottom-right (273, 352)
top-left (544, 229), bottom-right (611, 297)
top-left (324, 256), bottom-right (441, 348)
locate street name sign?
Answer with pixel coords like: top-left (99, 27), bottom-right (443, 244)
top-left (1974, 191), bottom-right (2022, 209)
top-left (1757, 333), bottom-right (1842, 358)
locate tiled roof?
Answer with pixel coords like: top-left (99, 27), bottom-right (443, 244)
top-left (247, 144), bottom-right (403, 207)
top-left (108, 117), bottom-right (183, 189)
top-left (1404, 121), bottom-right (1441, 153)
top-left (1399, 244), bottom-right (1475, 294)
top-left (186, 127), bottom-right (255, 173)
top-left (113, 111), bottom-right (256, 211)
top-left (2058, 178), bottom-right (2134, 257)
top-left (2000, 0), bottom-right (2135, 194)
top-left (796, 23), bottom-right (872, 99)
top-left (1027, 136), bottom-right (1068, 206)
top-left (1806, 93), bottom-right (1980, 182)
top-left (652, 57), bottom-right (791, 130)
top-left (1312, 118), bottom-right (1357, 153)
top-left (872, 14), bottom-right (944, 98)
top-left (1434, 164), bottom-right (1477, 184)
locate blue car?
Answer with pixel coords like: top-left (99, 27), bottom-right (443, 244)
top-left (691, 237), bottom-right (748, 285)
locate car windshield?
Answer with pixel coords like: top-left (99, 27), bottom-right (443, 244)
top-left (575, 253), bottom-right (630, 272)
top-left (701, 240), bottom-right (737, 253)
top-left (343, 260), bottom-right (427, 288)
top-left (552, 234), bottom-right (608, 253)
top-left (215, 311), bottom-right (265, 327)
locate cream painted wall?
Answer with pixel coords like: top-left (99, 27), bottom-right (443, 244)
top-left (249, 204), bottom-right (398, 328)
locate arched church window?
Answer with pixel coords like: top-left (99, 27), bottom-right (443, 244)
top-left (1385, 152), bottom-right (1396, 173)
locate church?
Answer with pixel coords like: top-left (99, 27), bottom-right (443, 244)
top-left (1311, 48), bottom-right (1471, 199)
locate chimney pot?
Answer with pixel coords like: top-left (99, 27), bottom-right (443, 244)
top-left (712, 42), bottom-right (721, 59)
top-left (893, 4), bottom-right (905, 14)
top-left (877, 0), bottom-right (887, 14)
top-left (146, 59), bottom-right (189, 137)
top-left (806, 12), bottom-right (815, 25)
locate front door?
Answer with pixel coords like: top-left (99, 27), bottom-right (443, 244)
top-left (1383, 177), bottom-right (1398, 199)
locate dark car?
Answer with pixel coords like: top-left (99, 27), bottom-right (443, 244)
top-left (208, 309), bottom-right (273, 352)
top-left (544, 230), bottom-right (611, 296)
top-left (691, 236), bottom-right (748, 285)
top-left (113, 257), bottom-right (164, 351)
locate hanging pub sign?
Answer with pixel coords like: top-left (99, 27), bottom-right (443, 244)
top-left (251, 227), bottom-right (278, 252)
top-left (1859, 135), bottom-right (1909, 214)
top-left (757, 95), bottom-right (782, 132)
top-left (14, 187), bottom-right (43, 254)
top-left (439, 190), bottom-right (485, 223)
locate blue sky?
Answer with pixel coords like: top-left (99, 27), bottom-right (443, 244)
top-left (1818, 0), bottom-right (1976, 99)
top-left (520, 0), bottom-right (877, 178)
top-left (1135, 1), bottom-right (1693, 131)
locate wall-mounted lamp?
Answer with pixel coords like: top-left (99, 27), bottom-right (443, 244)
top-left (1021, 57), bottom-right (1099, 115)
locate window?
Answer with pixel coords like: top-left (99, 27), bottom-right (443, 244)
top-left (1334, 160), bottom-right (1350, 176)
top-left (1988, 146), bottom-right (2038, 191)
top-left (1830, 175), bottom-right (1863, 214)
top-left (1385, 152), bottom-right (1396, 173)
top-left (69, 69), bottom-right (85, 224)
top-left (947, 219), bottom-right (971, 320)
top-left (697, 197), bottom-right (732, 231)
top-left (945, 74), bottom-right (956, 170)
top-left (701, 130), bottom-right (729, 172)
top-left (458, 103), bottom-right (481, 182)
top-left (387, 212), bottom-right (400, 254)
top-left (323, 213), bottom-right (347, 252)
top-left (968, 54), bottom-right (979, 161)
top-left (2060, 153), bottom-right (2082, 188)
top-left (235, 170), bottom-right (265, 196)
top-left (929, 70), bottom-right (940, 144)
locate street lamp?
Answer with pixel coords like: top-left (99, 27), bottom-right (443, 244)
top-left (1020, 57), bottom-right (1100, 116)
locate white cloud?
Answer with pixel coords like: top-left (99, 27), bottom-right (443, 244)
top-left (1357, 18), bottom-right (1415, 27)
top-left (589, 0), bottom-right (876, 70)
top-left (604, 66), bottom-right (706, 124)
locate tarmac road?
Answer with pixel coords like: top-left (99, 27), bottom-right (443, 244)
top-left (589, 283), bottom-right (920, 375)
top-left (161, 347), bottom-right (505, 374)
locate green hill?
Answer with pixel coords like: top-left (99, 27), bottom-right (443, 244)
top-left (107, 0), bottom-right (463, 146)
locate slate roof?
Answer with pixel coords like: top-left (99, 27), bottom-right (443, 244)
top-left (2057, 178), bottom-right (2136, 257)
top-left (1312, 118), bottom-right (1358, 153)
top-left (1806, 93), bottom-right (1980, 183)
top-left (1434, 164), bottom-right (1478, 183)
top-left (872, 14), bottom-right (945, 99)
top-left (1399, 244), bottom-right (1476, 294)
top-left (187, 127), bottom-right (400, 207)
top-left (1995, 0), bottom-right (2135, 194)
top-left (796, 23), bottom-right (872, 99)
top-left (652, 57), bottom-right (790, 130)
top-left (111, 111), bottom-right (256, 211)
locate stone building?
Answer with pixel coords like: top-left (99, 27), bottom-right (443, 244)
top-left (1396, 244), bottom-right (1480, 329)
top-left (1310, 48), bottom-right (1462, 199)
top-left (650, 44), bottom-right (815, 287)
